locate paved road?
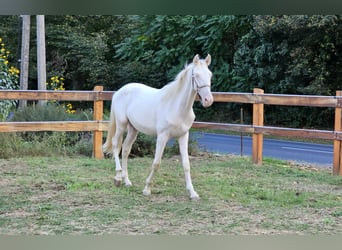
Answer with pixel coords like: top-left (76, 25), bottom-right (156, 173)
top-left (189, 132), bottom-right (333, 167)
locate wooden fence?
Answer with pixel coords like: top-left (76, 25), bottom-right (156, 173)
top-left (1, 86), bottom-right (342, 175)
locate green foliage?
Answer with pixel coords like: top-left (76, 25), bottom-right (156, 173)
top-left (0, 131), bottom-right (94, 158)
top-left (43, 15), bottom-right (135, 91)
top-left (233, 15), bottom-right (342, 128)
top-left (1, 105), bottom-right (94, 158)
top-left (1, 15), bottom-right (342, 129)
top-left (0, 133), bottom-right (25, 158)
top-left (0, 36), bottom-right (19, 121)
top-left (129, 133), bottom-right (156, 157)
top-left (45, 16), bottom-right (110, 89)
top-left (12, 104), bottom-right (69, 122)
top-left (113, 15), bottom-right (253, 124)
top-left (233, 15), bottom-right (342, 95)
top-left (115, 15), bottom-right (251, 91)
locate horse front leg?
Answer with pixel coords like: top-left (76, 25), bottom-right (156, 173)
top-left (178, 132), bottom-right (200, 201)
top-left (143, 133), bottom-right (168, 196)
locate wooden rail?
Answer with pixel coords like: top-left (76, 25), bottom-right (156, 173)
top-left (1, 86), bottom-right (342, 175)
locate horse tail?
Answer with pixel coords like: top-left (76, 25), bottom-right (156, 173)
top-left (103, 104), bottom-right (116, 155)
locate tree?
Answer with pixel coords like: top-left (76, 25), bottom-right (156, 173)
top-left (233, 15), bottom-right (342, 95)
top-left (114, 15), bottom-right (251, 91)
top-left (36, 15), bottom-right (46, 101)
top-left (19, 15), bottom-right (30, 108)
top-left (114, 15), bottom-right (252, 122)
top-left (2, 15), bottom-right (341, 128)
top-left (233, 15), bottom-right (342, 128)
top-left (44, 15), bottom-right (129, 90)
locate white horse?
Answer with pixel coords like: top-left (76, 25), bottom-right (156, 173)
top-left (103, 54), bottom-right (213, 200)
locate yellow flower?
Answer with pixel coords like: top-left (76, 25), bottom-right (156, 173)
top-left (8, 66), bottom-right (19, 75)
top-left (4, 60), bottom-right (8, 65)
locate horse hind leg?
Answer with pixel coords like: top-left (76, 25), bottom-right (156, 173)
top-left (112, 124), bottom-right (125, 187)
top-left (121, 123), bottom-right (138, 187)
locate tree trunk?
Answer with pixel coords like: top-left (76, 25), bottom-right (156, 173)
top-left (19, 15), bottom-right (30, 108)
top-left (36, 15), bottom-right (46, 106)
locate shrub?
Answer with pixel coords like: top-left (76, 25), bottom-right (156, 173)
top-left (0, 36), bottom-right (19, 121)
top-left (12, 104), bottom-right (69, 122)
top-left (4, 104), bottom-right (94, 158)
top-left (130, 133), bottom-right (156, 157)
top-left (0, 133), bottom-right (25, 158)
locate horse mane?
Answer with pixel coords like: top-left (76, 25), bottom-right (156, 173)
top-left (175, 63), bottom-right (191, 83)
top-left (161, 63), bottom-right (193, 97)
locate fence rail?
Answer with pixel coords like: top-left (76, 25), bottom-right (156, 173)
top-left (1, 86), bottom-right (342, 175)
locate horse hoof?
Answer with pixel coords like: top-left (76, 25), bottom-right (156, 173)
top-left (124, 180), bottom-right (132, 187)
top-left (142, 188), bottom-right (151, 196)
top-left (188, 190), bottom-right (200, 201)
top-left (114, 179), bottom-right (122, 187)
top-left (190, 195), bottom-right (200, 201)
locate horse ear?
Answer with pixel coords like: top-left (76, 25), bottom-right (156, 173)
top-left (205, 54), bottom-right (211, 66)
top-left (193, 54), bottom-right (200, 64)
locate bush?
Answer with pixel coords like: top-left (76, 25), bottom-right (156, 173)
top-left (0, 36), bottom-right (19, 121)
top-left (11, 104), bottom-right (91, 122)
top-left (12, 104), bottom-right (69, 122)
top-left (0, 104), bottom-right (94, 158)
top-left (0, 133), bottom-right (24, 158)
top-left (129, 133), bottom-right (156, 157)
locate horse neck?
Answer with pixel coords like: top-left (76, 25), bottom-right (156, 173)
top-left (164, 67), bottom-right (196, 113)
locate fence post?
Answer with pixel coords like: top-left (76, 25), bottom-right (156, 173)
top-left (252, 88), bottom-right (264, 165)
top-left (93, 85), bottom-right (104, 159)
top-left (333, 91), bottom-right (342, 175)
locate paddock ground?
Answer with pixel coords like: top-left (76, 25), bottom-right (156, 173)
top-left (1, 154), bottom-right (342, 235)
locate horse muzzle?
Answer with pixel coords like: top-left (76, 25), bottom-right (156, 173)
top-left (198, 91), bottom-right (214, 108)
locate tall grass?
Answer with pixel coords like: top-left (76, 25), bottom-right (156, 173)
top-left (0, 105), bottom-right (94, 158)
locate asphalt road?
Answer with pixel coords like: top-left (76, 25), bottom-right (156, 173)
top-left (189, 132), bottom-right (333, 167)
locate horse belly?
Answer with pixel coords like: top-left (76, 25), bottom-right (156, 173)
top-left (126, 97), bottom-right (159, 136)
top-left (128, 108), bottom-right (158, 136)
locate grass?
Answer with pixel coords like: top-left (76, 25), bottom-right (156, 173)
top-left (0, 154), bottom-right (342, 235)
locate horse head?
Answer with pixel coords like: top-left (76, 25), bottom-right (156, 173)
top-left (191, 54), bottom-right (214, 108)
